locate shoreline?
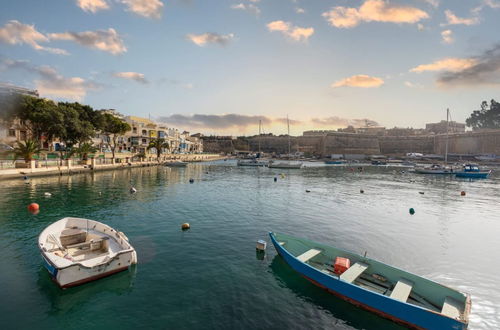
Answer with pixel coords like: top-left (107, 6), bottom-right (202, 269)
top-left (0, 154), bottom-right (225, 180)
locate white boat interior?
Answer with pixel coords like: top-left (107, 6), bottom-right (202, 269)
top-left (39, 217), bottom-right (136, 269)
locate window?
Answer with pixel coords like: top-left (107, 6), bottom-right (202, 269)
top-left (142, 130), bottom-right (147, 136)
top-left (8, 129), bottom-right (16, 137)
top-left (133, 127), bottom-right (137, 133)
top-left (142, 138), bottom-right (147, 144)
top-left (20, 131), bottom-right (27, 141)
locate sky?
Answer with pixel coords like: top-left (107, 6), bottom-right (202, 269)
top-left (1, 0), bottom-right (500, 135)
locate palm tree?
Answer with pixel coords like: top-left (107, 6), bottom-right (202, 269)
top-left (147, 138), bottom-right (170, 161)
top-left (76, 142), bottom-right (97, 161)
top-left (13, 139), bottom-right (41, 163)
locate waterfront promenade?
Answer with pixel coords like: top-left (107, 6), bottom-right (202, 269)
top-left (0, 153), bottom-right (224, 180)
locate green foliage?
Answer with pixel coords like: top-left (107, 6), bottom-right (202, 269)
top-left (17, 96), bottom-right (64, 141)
top-left (75, 142), bottom-right (97, 160)
top-left (466, 100), bottom-right (500, 130)
top-left (101, 113), bottom-right (131, 159)
top-left (147, 138), bottom-right (170, 159)
top-left (12, 139), bottom-right (41, 162)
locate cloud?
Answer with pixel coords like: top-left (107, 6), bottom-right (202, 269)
top-left (1, 58), bottom-right (99, 101)
top-left (186, 32), bottom-right (234, 46)
top-left (311, 117), bottom-right (379, 128)
top-left (420, 0), bottom-right (439, 8)
top-left (332, 74), bottom-right (384, 88)
top-left (49, 28), bottom-right (127, 55)
top-left (443, 9), bottom-right (479, 26)
top-left (157, 114), bottom-right (274, 129)
top-left (121, 0), bottom-right (164, 19)
top-left (410, 58), bottom-right (477, 73)
top-left (113, 71), bottom-right (148, 84)
top-left (437, 44), bottom-right (500, 86)
top-left (295, 7), bottom-right (305, 14)
top-left (484, 0), bottom-right (500, 9)
top-left (404, 81), bottom-right (423, 88)
top-left (76, 0), bottom-right (109, 13)
top-left (266, 20), bottom-right (314, 42)
top-left (0, 20), bottom-right (68, 55)
top-left (230, 3), bottom-right (261, 16)
top-left (322, 0), bottom-right (429, 28)
top-left (441, 29), bottom-right (453, 44)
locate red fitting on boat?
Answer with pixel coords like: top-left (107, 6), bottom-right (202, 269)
top-left (334, 257), bottom-right (350, 275)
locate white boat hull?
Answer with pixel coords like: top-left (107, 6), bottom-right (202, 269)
top-left (39, 217), bottom-right (137, 288)
top-left (268, 161), bottom-right (302, 169)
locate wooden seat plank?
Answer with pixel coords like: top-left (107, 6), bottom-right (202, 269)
top-left (390, 278), bottom-right (413, 302)
top-left (340, 262), bottom-right (369, 283)
top-left (296, 249), bottom-right (321, 262)
top-left (441, 296), bottom-right (462, 319)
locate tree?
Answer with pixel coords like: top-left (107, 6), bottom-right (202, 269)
top-left (101, 113), bottom-right (131, 160)
top-left (466, 99), bottom-right (500, 130)
top-left (16, 96), bottom-right (64, 143)
top-left (56, 103), bottom-right (96, 160)
top-left (75, 142), bottom-right (97, 161)
top-left (12, 139), bottom-right (41, 162)
top-left (147, 138), bottom-right (170, 160)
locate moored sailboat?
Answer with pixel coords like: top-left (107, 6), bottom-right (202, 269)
top-left (270, 232), bottom-right (470, 329)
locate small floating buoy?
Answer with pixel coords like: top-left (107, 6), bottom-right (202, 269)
top-left (181, 223), bottom-right (190, 230)
top-left (419, 191), bottom-right (424, 195)
top-left (305, 190), bottom-right (311, 193)
top-left (256, 239), bottom-right (267, 251)
top-left (461, 191), bottom-right (466, 196)
top-left (28, 203), bottom-right (39, 214)
top-left (274, 177), bottom-right (277, 182)
top-left (189, 178), bottom-right (194, 183)
top-left (130, 187), bottom-right (137, 194)
top-left (409, 208), bottom-right (415, 215)
top-left (360, 189), bottom-right (364, 194)
top-left (44, 192), bottom-right (52, 197)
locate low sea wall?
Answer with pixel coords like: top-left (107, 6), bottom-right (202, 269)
top-left (0, 153), bottom-right (224, 180)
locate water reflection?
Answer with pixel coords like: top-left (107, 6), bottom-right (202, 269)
top-left (37, 265), bottom-right (136, 316)
top-left (269, 256), bottom-right (403, 330)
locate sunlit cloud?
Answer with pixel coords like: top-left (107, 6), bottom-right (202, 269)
top-left (113, 71), bottom-right (148, 84)
top-left (404, 81), bottom-right (423, 88)
top-left (267, 20), bottom-right (314, 42)
top-left (322, 0), bottom-right (429, 28)
top-left (186, 32), bottom-right (234, 46)
top-left (0, 20), bottom-right (68, 55)
top-left (0, 57), bottom-right (99, 101)
top-left (230, 3), bottom-right (261, 16)
top-left (332, 75), bottom-right (384, 88)
top-left (437, 44), bottom-right (500, 86)
top-left (420, 0), bottom-right (439, 8)
top-left (49, 28), bottom-right (127, 55)
top-left (443, 9), bottom-right (479, 26)
top-left (295, 7), bottom-right (305, 14)
top-left (441, 29), bottom-right (453, 44)
top-left (410, 58), bottom-right (477, 73)
top-left (311, 117), bottom-right (379, 128)
top-left (121, 0), bottom-right (164, 19)
top-left (76, 0), bottom-right (109, 13)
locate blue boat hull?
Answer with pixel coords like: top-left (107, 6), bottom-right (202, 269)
top-left (455, 172), bottom-right (489, 178)
top-left (269, 233), bottom-right (467, 330)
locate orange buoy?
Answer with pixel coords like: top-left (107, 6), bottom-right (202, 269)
top-left (181, 223), bottom-right (190, 230)
top-left (461, 191), bottom-right (466, 196)
top-left (28, 203), bottom-right (39, 214)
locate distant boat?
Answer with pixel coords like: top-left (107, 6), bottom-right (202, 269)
top-left (414, 164), bottom-right (454, 175)
top-left (268, 160), bottom-right (302, 169)
top-left (270, 232), bottom-right (470, 329)
top-left (237, 159), bottom-right (268, 167)
top-left (371, 160), bottom-right (387, 166)
top-left (165, 161), bottom-right (188, 167)
top-left (325, 160), bottom-right (346, 165)
top-left (455, 164), bottom-right (491, 179)
top-left (39, 217), bottom-right (137, 288)
top-left (474, 154), bottom-right (499, 162)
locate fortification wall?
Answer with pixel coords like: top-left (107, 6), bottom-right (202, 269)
top-left (379, 136), bottom-right (434, 155)
top-left (434, 130), bottom-right (500, 154)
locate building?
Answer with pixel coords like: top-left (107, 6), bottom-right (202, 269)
top-left (426, 120), bottom-right (466, 134)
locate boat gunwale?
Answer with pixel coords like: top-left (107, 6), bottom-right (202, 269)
top-left (38, 217), bottom-right (135, 270)
top-left (269, 231), bottom-right (469, 325)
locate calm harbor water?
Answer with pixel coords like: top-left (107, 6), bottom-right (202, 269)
top-left (0, 161), bottom-right (499, 329)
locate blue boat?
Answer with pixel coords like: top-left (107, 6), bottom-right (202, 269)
top-left (270, 232), bottom-right (470, 329)
top-left (455, 164), bottom-right (491, 179)
top-left (325, 160), bottom-right (345, 165)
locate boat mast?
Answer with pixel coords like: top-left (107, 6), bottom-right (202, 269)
top-left (287, 115), bottom-right (291, 157)
top-left (258, 120), bottom-right (261, 155)
top-left (445, 108), bottom-right (449, 164)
